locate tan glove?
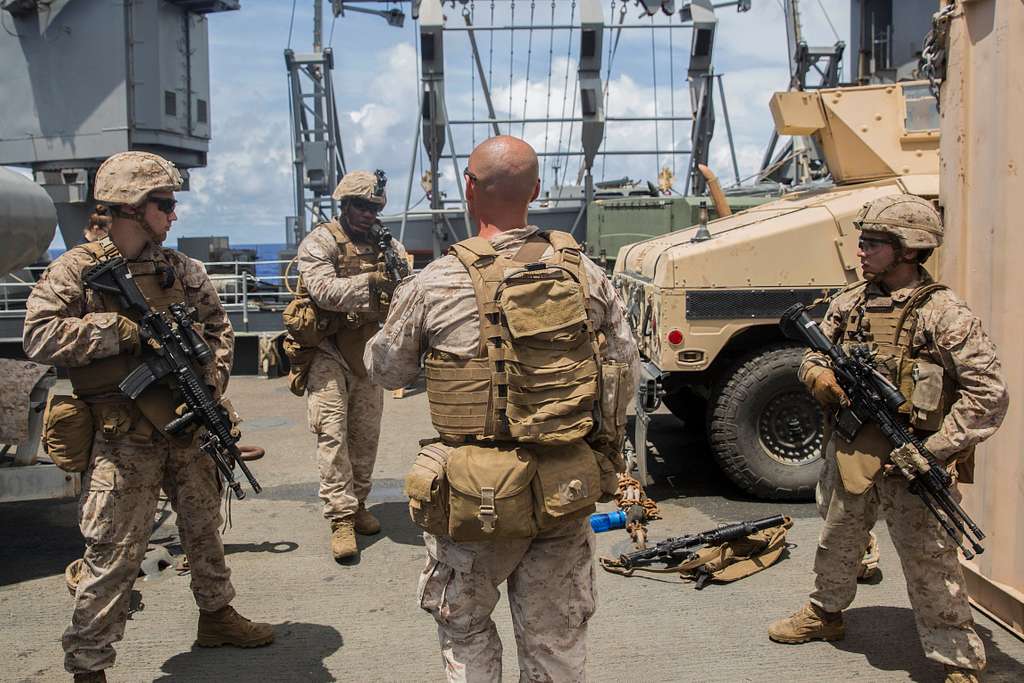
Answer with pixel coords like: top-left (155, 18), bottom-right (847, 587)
top-left (115, 315), bottom-right (141, 355)
top-left (804, 366), bottom-right (850, 407)
top-left (369, 272), bottom-right (397, 308)
top-left (888, 443), bottom-right (932, 480)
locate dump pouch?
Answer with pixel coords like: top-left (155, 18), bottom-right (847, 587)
top-left (531, 442), bottom-right (603, 527)
top-left (446, 444), bottom-right (538, 541)
top-left (404, 442), bottom-right (451, 536)
top-left (42, 395), bottom-right (94, 472)
top-left (283, 335), bottom-right (317, 397)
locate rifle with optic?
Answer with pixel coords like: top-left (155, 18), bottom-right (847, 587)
top-left (779, 303), bottom-right (984, 558)
top-left (83, 256), bottom-right (261, 500)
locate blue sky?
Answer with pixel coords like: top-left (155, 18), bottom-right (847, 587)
top-left (43, 0), bottom-right (856, 248)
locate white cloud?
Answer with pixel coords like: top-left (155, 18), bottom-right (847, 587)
top-left (170, 0), bottom-right (854, 242)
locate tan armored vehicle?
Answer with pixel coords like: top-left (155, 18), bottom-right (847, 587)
top-left (613, 80), bottom-right (940, 499)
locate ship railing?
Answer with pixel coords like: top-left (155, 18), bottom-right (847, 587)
top-left (0, 259), bottom-right (301, 323)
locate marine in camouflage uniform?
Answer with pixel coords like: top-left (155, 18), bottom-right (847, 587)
top-left (23, 152), bottom-right (272, 682)
top-left (366, 136), bottom-right (639, 682)
top-left (769, 195), bottom-right (1009, 683)
top-left (293, 170), bottom-right (408, 560)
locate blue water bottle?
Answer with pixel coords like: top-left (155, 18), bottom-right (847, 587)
top-left (589, 509), bottom-right (627, 533)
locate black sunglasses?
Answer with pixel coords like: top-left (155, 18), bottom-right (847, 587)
top-left (348, 198), bottom-right (381, 213)
top-left (149, 197), bottom-right (177, 215)
top-left (463, 166), bottom-right (479, 183)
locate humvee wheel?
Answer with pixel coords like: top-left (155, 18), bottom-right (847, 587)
top-left (708, 344), bottom-right (824, 500)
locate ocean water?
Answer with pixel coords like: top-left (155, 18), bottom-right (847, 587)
top-left (48, 242), bottom-right (289, 280)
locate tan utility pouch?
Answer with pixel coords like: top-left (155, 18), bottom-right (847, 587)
top-left (446, 444), bottom-right (538, 542)
top-left (834, 422), bottom-right (889, 494)
top-left (909, 360), bottom-right (945, 432)
top-left (675, 517), bottom-right (793, 589)
top-left (588, 360), bottom-right (632, 458)
top-left (283, 335), bottom-right (317, 396)
top-left (42, 395), bottom-right (94, 472)
top-left (404, 442), bottom-right (451, 536)
top-left (90, 400), bottom-right (157, 443)
top-left (283, 296), bottom-right (339, 348)
top-left (532, 442), bottom-right (603, 528)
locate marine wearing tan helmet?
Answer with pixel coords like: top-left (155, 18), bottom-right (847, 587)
top-left (94, 151), bottom-right (183, 206)
top-left (332, 170), bottom-right (387, 206)
top-left (853, 194), bottom-right (943, 251)
top-left (93, 151), bottom-right (184, 245)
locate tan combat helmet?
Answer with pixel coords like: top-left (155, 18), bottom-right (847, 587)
top-left (332, 169), bottom-right (387, 207)
top-left (852, 194), bottom-right (943, 250)
top-left (93, 151), bottom-right (183, 206)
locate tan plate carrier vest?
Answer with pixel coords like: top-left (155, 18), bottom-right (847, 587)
top-left (65, 238), bottom-right (195, 446)
top-left (424, 231), bottom-right (601, 446)
top-left (288, 220), bottom-right (386, 381)
top-left (832, 280), bottom-right (963, 493)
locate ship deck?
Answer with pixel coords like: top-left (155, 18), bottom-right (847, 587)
top-left (2, 376), bottom-right (1022, 681)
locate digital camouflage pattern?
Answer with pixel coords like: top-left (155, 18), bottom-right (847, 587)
top-left (799, 269), bottom-right (1007, 672)
top-left (23, 243), bottom-right (236, 675)
top-left (852, 194), bottom-right (943, 250)
top-left (306, 351), bottom-right (382, 521)
top-left (799, 270), bottom-right (1008, 462)
top-left (24, 242), bottom-right (233, 395)
top-left (0, 359), bottom-right (51, 443)
top-left (332, 169), bottom-right (386, 205)
top-left (811, 451), bottom-right (985, 669)
top-left (93, 151), bottom-right (183, 207)
top-left (366, 225), bottom-right (638, 681)
top-left (418, 517), bottom-right (596, 683)
top-left (295, 222), bottom-right (406, 522)
top-left (365, 225), bottom-right (639, 389)
top-left (62, 434), bottom-right (234, 674)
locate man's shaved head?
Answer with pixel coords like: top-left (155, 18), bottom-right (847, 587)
top-left (466, 136), bottom-right (540, 215)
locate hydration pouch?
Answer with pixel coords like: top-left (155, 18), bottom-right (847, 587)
top-left (446, 444), bottom-right (538, 542)
top-left (42, 395), bottom-right (94, 472)
top-left (531, 442), bottom-right (603, 528)
top-left (404, 442), bottom-right (451, 536)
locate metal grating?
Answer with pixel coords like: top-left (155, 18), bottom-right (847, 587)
top-left (685, 288), bottom-right (836, 321)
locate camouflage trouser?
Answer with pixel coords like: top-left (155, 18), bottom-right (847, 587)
top-left (810, 442), bottom-right (985, 671)
top-left (815, 447), bottom-right (880, 578)
top-left (418, 518), bottom-right (597, 683)
top-left (63, 432), bottom-right (234, 674)
top-left (306, 351), bottom-right (383, 522)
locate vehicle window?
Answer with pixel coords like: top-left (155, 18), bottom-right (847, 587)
top-left (903, 83), bottom-right (939, 132)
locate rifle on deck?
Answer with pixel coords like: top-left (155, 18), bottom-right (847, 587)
top-left (369, 221), bottom-right (410, 283)
top-left (617, 515), bottom-right (787, 569)
top-left (779, 303), bottom-right (984, 558)
top-left (83, 255), bottom-right (261, 500)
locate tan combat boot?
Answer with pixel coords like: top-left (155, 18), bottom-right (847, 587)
top-left (944, 665), bottom-right (981, 683)
top-left (330, 520), bottom-right (358, 560)
top-left (768, 602), bottom-right (845, 644)
top-left (73, 672), bottom-right (106, 683)
top-left (354, 503), bottom-right (381, 535)
top-left (196, 605), bottom-right (275, 648)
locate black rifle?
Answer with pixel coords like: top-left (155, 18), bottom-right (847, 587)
top-left (369, 221), bottom-right (410, 282)
top-left (618, 515), bottom-right (786, 569)
top-left (779, 303), bottom-right (984, 558)
top-left (83, 256), bottom-right (261, 499)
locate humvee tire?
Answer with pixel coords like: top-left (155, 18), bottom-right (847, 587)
top-left (708, 344), bottom-right (824, 500)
